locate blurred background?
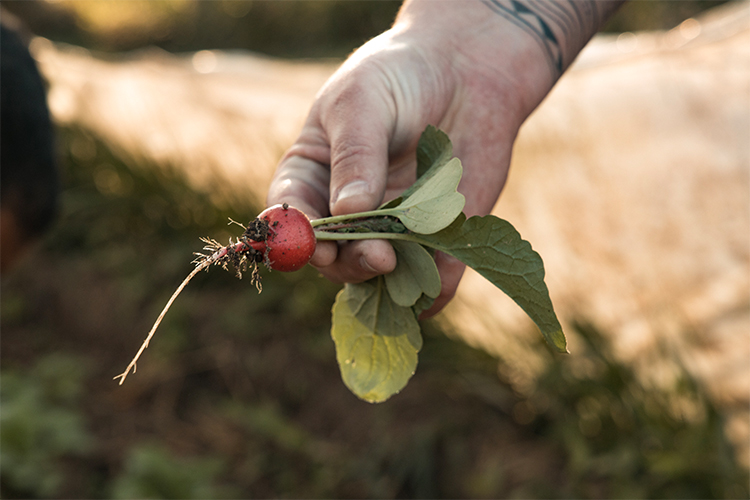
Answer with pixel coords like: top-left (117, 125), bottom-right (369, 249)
top-left (1, 1), bottom-right (748, 498)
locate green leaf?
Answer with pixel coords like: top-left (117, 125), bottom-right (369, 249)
top-left (412, 294), bottom-right (436, 318)
top-left (387, 157), bottom-right (465, 234)
top-left (378, 125), bottom-right (453, 210)
top-left (415, 214), bottom-right (567, 353)
top-left (385, 127), bottom-right (463, 232)
top-left (416, 125), bottom-right (452, 179)
top-left (384, 241), bottom-right (441, 307)
top-left (331, 278), bottom-right (423, 403)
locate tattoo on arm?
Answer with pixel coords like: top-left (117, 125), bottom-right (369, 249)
top-left (482, 0), bottom-right (618, 77)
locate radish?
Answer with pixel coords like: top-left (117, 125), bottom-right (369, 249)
top-left (257, 203), bottom-right (316, 272)
top-left (113, 203), bottom-right (316, 385)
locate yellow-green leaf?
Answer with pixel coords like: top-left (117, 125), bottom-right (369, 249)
top-left (330, 278), bottom-right (423, 403)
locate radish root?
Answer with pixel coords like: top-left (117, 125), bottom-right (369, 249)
top-left (114, 230), bottom-right (265, 385)
top-left (113, 259), bottom-right (210, 385)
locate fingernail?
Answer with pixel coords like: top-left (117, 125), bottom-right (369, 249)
top-left (332, 180), bottom-right (370, 209)
top-left (359, 255), bottom-right (378, 274)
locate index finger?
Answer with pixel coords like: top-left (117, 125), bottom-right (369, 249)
top-left (267, 149), bottom-right (338, 268)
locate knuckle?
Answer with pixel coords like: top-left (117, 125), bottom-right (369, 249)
top-left (331, 141), bottom-right (379, 173)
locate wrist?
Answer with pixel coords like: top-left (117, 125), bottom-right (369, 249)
top-left (392, 0), bottom-right (556, 122)
top-left (392, 0), bottom-right (622, 120)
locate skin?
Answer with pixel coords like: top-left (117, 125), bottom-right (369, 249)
top-left (267, 0), bottom-right (623, 316)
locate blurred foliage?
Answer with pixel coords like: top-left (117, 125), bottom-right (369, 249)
top-left (3, 0), bottom-right (733, 59)
top-left (0, 354), bottom-right (94, 498)
top-left (3, 0), bottom-right (402, 58)
top-left (1, 124), bottom-right (747, 498)
top-left (518, 324), bottom-right (747, 498)
top-left (111, 444), bottom-right (236, 499)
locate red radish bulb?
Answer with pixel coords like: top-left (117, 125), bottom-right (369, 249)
top-left (257, 204), bottom-right (316, 272)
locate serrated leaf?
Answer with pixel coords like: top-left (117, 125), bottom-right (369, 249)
top-left (330, 278), bottom-right (423, 403)
top-left (384, 241), bottom-right (441, 307)
top-left (415, 214), bottom-right (567, 353)
top-left (387, 157), bottom-right (465, 234)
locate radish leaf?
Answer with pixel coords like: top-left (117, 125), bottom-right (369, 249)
top-left (416, 214), bottom-right (567, 353)
top-left (384, 241), bottom-right (441, 307)
top-left (331, 277), bottom-right (422, 403)
top-left (383, 157), bottom-right (465, 234)
top-left (379, 125), bottom-right (453, 210)
top-left (416, 125), bottom-right (452, 179)
top-left (412, 293), bottom-right (436, 318)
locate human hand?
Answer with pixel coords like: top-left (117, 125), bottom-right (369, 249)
top-left (267, 0), bottom-right (621, 316)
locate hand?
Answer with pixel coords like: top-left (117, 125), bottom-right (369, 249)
top-left (267, 0), bottom-right (619, 316)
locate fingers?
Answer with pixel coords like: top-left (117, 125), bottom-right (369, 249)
top-left (319, 106), bottom-right (395, 281)
top-left (315, 239), bottom-right (397, 284)
top-left (267, 105), bottom-right (396, 282)
top-left (269, 51), bottom-right (399, 282)
top-left (267, 143), bottom-right (331, 220)
top-left (321, 78), bottom-right (393, 217)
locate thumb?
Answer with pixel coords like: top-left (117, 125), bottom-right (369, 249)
top-left (323, 86), bottom-right (393, 217)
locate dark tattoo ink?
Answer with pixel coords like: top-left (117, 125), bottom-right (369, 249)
top-left (482, 0), bottom-right (607, 77)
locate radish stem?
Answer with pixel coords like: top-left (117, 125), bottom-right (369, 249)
top-left (314, 230), bottom-right (417, 242)
top-left (310, 210), bottom-right (392, 227)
